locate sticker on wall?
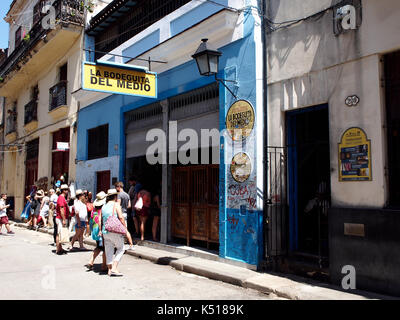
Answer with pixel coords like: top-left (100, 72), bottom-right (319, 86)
top-left (226, 100), bottom-right (255, 141)
top-left (345, 95), bottom-right (360, 107)
top-left (338, 127), bottom-right (372, 181)
top-left (230, 152), bottom-right (252, 183)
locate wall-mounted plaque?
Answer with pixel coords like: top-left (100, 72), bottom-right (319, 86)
top-left (226, 100), bottom-right (255, 141)
top-left (230, 152), bottom-right (252, 183)
top-left (338, 127), bottom-right (372, 181)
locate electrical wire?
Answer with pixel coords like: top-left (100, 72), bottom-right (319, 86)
top-left (263, 1), bottom-right (362, 32)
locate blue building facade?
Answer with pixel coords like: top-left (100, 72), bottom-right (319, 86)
top-left (75, 0), bottom-right (265, 268)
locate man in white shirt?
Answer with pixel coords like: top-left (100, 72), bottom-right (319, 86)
top-left (0, 194), bottom-right (15, 235)
top-left (69, 190), bottom-right (87, 250)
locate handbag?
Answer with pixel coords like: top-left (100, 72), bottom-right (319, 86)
top-left (60, 227), bottom-right (70, 244)
top-left (104, 203), bottom-right (127, 235)
top-left (134, 197), bottom-right (143, 210)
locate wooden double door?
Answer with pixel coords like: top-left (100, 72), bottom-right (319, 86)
top-left (172, 165), bottom-right (219, 248)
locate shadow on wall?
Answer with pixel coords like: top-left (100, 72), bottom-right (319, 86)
top-left (266, 0), bottom-right (365, 114)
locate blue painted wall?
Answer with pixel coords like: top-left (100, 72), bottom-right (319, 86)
top-left (217, 15), bottom-right (263, 266)
top-left (122, 30), bottom-right (160, 64)
top-left (170, 1), bottom-right (225, 37)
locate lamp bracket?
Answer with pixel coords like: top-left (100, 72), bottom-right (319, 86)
top-left (215, 75), bottom-right (238, 99)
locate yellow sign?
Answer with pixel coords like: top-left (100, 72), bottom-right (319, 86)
top-left (226, 100), bottom-right (255, 141)
top-left (338, 127), bottom-right (372, 181)
top-left (82, 62), bottom-right (157, 98)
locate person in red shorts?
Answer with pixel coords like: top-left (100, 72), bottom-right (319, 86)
top-left (55, 184), bottom-right (70, 255)
top-left (0, 193), bottom-right (14, 235)
top-left (135, 189), bottom-right (151, 241)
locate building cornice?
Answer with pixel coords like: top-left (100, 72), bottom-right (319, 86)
top-left (5, 0), bottom-right (29, 23)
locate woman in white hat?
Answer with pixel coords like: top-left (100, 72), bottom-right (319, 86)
top-left (99, 189), bottom-right (126, 277)
top-left (70, 189), bottom-right (87, 250)
top-left (85, 191), bottom-right (107, 271)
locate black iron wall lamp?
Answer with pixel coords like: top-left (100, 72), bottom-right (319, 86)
top-left (192, 38), bottom-right (238, 99)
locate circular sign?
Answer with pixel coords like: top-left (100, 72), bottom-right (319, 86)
top-left (230, 152), bottom-right (252, 183)
top-left (226, 100), bottom-right (255, 141)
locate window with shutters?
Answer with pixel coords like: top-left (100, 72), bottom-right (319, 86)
top-left (15, 27), bottom-right (22, 48)
top-left (88, 124), bottom-right (109, 160)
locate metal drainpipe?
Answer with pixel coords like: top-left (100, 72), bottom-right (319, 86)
top-left (261, 0), bottom-right (269, 264)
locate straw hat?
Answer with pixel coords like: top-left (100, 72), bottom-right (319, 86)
top-left (75, 189), bottom-right (83, 197)
top-left (36, 190), bottom-right (44, 198)
top-left (107, 188), bottom-right (118, 196)
top-left (60, 184), bottom-right (69, 190)
top-left (93, 191), bottom-right (107, 207)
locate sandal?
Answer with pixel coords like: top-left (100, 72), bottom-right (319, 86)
top-left (109, 271), bottom-right (123, 277)
top-left (85, 264), bottom-right (94, 270)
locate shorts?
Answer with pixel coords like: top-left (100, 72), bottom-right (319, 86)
top-left (75, 221), bottom-right (87, 229)
top-left (151, 208), bottom-right (161, 217)
top-left (96, 238), bottom-right (104, 251)
top-left (56, 218), bottom-right (63, 235)
top-left (0, 216), bottom-right (9, 225)
top-left (136, 206), bottom-right (149, 217)
top-left (40, 211), bottom-right (49, 219)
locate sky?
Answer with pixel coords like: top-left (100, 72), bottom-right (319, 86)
top-left (0, 0), bottom-right (13, 49)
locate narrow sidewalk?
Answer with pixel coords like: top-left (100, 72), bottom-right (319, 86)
top-left (11, 222), bottom-right (396, 300)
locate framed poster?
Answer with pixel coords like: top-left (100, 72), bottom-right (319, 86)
top-left (338, 127), bottom-right (372, 181)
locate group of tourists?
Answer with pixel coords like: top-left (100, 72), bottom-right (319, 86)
top-left (1, 173), bottom-right (161, 277)
top-left (52, 176), bottom-right (160, 277)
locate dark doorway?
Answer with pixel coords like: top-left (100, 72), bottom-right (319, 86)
top-left (52, 127), bottom-right (70, 183)
top-left (125, 155), bottom-right (162, 239)
top-left (384, 50), bottom-right (400, 207)
top-left (287, 105), bottom-right (331, 268)
top-left (25, 139), bottom-right (39, 197)
top-left (96, 170), bottom-right (110, 194)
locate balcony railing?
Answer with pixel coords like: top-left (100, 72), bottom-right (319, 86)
top-left (6, 114), bottom-right (16, 135)
top-left (0, 0), bottom-right (84, 80)
top-left (24, 99), bottom-right (38, 125)
top-left (91, 0), bottom-right (191, 60)
top-left (49, 81), bottom-right (67, 111)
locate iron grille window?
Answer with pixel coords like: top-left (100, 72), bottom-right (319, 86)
top-left (94, 0), bottom-right (191, 60)
top-left (26, 138), bottom-right (39, 160)
top-left (6, 104), bottom-right (17, 135)
top-left (88, 124), bottom-right (109, 160)
top-left (49, 81), bottom-right (67, 111)
top-left (24, 100), bottom-right (38, 125)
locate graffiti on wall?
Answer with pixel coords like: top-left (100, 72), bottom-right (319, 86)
top-left (227, 180), bottom-right (257, 209)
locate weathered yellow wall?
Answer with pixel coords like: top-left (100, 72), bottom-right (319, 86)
top-left (3, 34), bottom-right (83, 219)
